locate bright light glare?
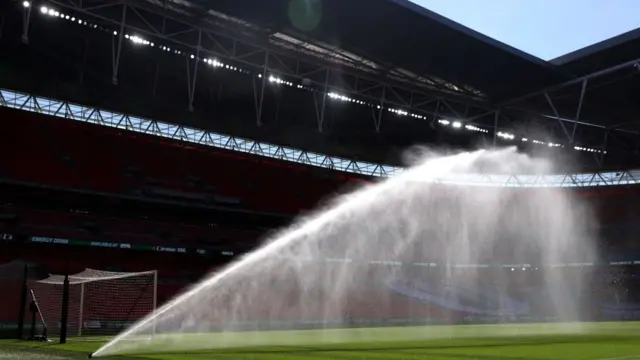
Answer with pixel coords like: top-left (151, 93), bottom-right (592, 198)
top-left (452, 121), bottom-right (462, 129)
top-left (23, 1), bottom-right (30, 8)
top-left (125, 34), bottom-right (151, 46)
top-left (40, 6), bottom-right (47, 13)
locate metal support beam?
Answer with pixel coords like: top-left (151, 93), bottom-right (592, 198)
top-left (315, 71), bottom-right (329, 132)
top-left (430, 100), bottom-right (441, 126)
top-left (253, 52), bottom-right (268, 127)
top-left (543, 92), bottom-right (571, 142)
top-left (493, 110), bottom-right (499, 147)
top-left (186, 30), bottom-right (202, 112)
top-left (506, 57), bottom-right (640, 108)
top-left (441, 99), bottom-right (462, 120)
top-left (374, 86), bottom-right (386, 133)
top-left (595, 131), bottom-right (609, 168)
top-left (252, 76), bottom-right (266, 127)
top-left (21, 2), bottom-right (32, 44)
top-left (467, 56), bottom-right (640, 136)
top-left (45, 0), bottom-right (485, 123)
top-left (571, 79), bottom-right (588, 143)
top-left (111, 3), bottom-right (127, 85)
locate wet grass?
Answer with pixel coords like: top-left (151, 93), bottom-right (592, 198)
top-left (1, 322), bottom-right (640, 360)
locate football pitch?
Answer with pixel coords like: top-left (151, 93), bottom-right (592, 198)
top-left (1, 322), bottom-right (640, 360)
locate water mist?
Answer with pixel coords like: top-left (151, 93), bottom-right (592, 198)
top-left (93, 148), bottom-right (596, 356)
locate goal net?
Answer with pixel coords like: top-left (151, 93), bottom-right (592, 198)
top-left (29, 269), bottom-right (157, 337)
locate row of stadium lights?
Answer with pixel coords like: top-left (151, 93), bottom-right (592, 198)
top-left (328, 93), bottom-right (604, 154)
top-left (437, 118), bottom-right (605, 154)
top-left (36, 3), bottom-right (251, 73)
top-left (511, 267), bottom-right (538, 271)
top-left (437, 119), bottom-right (489, 134)
top-left (438, 119), bottom-right (563, 148)
top-left (32, 1), bottom-right (605, 155)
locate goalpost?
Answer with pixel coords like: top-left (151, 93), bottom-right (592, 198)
top-left (29, 269), bottom-right (157, 338)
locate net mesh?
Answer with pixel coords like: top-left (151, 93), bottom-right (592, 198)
top-left (29, 269), bottom-right (156, 337)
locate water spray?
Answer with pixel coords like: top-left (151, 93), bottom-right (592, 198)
top-left (92, 148), bottom-right (596, 356)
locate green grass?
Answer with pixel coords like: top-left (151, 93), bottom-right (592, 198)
top-left (2, 322), bottom-right (640, 360)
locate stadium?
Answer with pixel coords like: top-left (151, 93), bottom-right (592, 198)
top-left (1, 0), bottom-right (640, 359)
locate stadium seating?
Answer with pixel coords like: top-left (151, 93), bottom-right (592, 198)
top-left (0, 107), bottom-right (351, 214)
top-left (4, 106), bottom-right (640, 218)
top-left (3, 106), bottom-right (640, 327)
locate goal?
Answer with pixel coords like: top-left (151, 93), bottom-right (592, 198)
top-left (29, 269), bottom-right (157, 337)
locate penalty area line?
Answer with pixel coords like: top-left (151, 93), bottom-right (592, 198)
top-left (598, 356), bottom-right (640, 360)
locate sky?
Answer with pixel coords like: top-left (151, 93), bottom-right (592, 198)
top-left (410, 0), bottom-right (640, 61)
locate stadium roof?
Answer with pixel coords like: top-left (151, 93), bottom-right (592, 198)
top-left (551, 28), bottom-right (640, 75)
top-left (4, 0), bottom-right (640, 169)
top-left (191, 0), bottom-right (568, 101)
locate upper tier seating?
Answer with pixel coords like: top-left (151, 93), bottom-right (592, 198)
top-left (2, 107), bottom-right (640, 218)
top-left (0, 107), bottom-right (354, 214)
